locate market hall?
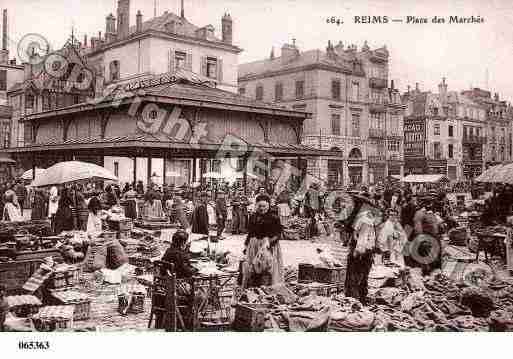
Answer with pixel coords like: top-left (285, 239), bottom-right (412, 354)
top-left (6, 70), bottom-right (332, 190)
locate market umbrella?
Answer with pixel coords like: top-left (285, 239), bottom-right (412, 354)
top-left (494, 163), bottom-right (513, 184)
top-left (474, 164), bottom-right (503, 183)
top-left (233, 172), bottom-right (258, 179)
top-left (31, 161), bottom-right (118, 187)
top-left (202, 171), bottom-right (223, 179)
top-left (21, 168), bottom-right (46, 180)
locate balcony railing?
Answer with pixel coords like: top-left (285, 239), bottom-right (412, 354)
top-left (369, 77), bottom-right (387, 89)
top-left (462, 136), bottom-right (486, 144)
top-left (368, 128), bottom-right (386, 139)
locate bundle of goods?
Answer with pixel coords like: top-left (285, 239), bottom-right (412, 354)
top-left (83, 238), bottom-right (128, 272)
top-left (135, 216), bottom-right (173, 230)
top-left (0, 220), bottom-right (52, 241)
top-left (49, 290), bottom-right (91, 321)
top-left (117, 285), bottom-right (146, 315)
top-left (22, 257), bottom-right (56, 293)
top-left (57, 231), bottom-right (89, 263)
top-left (32, 305), bottom-right (74, 331)
top-left (46, 263), bottom-right (81, 290)
top-left (5, 295), bottom-right (42, 317)
top-left (282, 217), bottom-right (309, 241)
top-left (448, 227), bottom-right (469, 246)
top-left (119, 238), bottom-right (139, 255)
top-left (137, 236), bottom-right (160, 258)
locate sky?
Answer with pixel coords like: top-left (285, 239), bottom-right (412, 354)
top-left (3, 0), bottom-right (513, 101)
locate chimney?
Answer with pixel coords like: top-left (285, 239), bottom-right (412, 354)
top-left (281, 40), bottom-right (299, 63)
top-left (222, 13), bottom-right (233, 44)
top-left (105, 14), bottom-right (117, 42)
top-left (23, 62), bottom-right (32, 80)
top-left (390, 79), bottom-right (395, 90)
top-left (136, 10), bottom-right (142, 32)
top-left (180, 0), bottom-right (185, 19)
top-left (415, 82), bottom-right (420, 92)
top-left (407, 85), bottom-right (411, 94)
top-left (1, 9), bottom-right (9, 64)
top-left (117, 0), bottom-right (130, 39)
top-left (83, 34), bottom-right (88, 48)
top-left (438, 77), bottom-right (447, 100)
top-left (270, 47), bottom-right (275, 60)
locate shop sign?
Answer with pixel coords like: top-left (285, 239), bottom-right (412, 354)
top-left (124, 74), bottom-right (178, 92)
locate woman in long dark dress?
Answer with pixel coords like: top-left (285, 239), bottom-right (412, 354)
top-left (337, 193), bottom-right (380, 304)
top-left (54, 188), bottom-right (74, 234)
top-left (243, 194), bottom-right (284, 288)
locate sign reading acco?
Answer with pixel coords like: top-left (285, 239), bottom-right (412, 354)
top-left (124, 74), bottom-right (179, 92)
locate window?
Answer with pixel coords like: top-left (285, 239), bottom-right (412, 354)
top-left (433, 142), bottom-right (441, 159)
top-left (238, 87), bottom-right (246, 96)
top-left (295, 80), bottom-right (304, 99)
top-left (351, 114), bottom-right (360, 137)
top-left (448, 144), bottom-right (454, 159)
top-left (434, 124), bottom-right (440, 136)
top-left (206, 57), bottom-right (217, 79)
top-left (25, 94), bottom-right (34, 109)
top-left (331, 80), bottom-right (341, 100)
top-left (175, 51), bottom-right (186, 69)
top-left (0, 70), bottom-right (6, 91)
top-left (109, 60), bottom-right (120, 81)
top-left (448, 125), bottom-right (454, 137)
top-left (331, 114), bottom-right (341, 135)
top-left (256, 85), bottom-right (263, 101)
top-left (114, 162), bottom-right (119, 177)
top-left (275, 83), bottom-right (283, 101)
top-left (388, 140), bottom-right (399, 152)
top-left (463, 126), bottom-right (468, 139)
top-left (351, 82), bottom-right (360, 101)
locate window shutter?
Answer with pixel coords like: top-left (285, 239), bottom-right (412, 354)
top-left (168, 49), bottom-right (174, 73)
top-left (217, 58), bottom-right (223, 82)
top-left (186, 52), bottom-right (193, 70)
top-left (201, 56), bottom-right (207, 76)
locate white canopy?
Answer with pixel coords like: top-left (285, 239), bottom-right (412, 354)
top-left (400, 174), bottom-right (449, 183)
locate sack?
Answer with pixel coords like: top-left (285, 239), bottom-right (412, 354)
top-left (107, 239), bottom-right (128, 270)
top-left (84, 242), bottom-right (108, 272)
top-left (252, 239), bottom-right (273, 274)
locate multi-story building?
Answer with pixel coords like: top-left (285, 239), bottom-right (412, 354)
top-left (238, 40), bottom-right (404, 187)
top-left (461, 88), bottom-right (513, 167)
top-left (403, 79), bottom-right (487, 180)
top-left (3, 2), bottom-right (328, 188)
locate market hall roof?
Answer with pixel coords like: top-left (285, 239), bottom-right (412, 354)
top-left (23, 70), bottom-right (311, 122)
top-left (6, 133), bottom-right (336, 158)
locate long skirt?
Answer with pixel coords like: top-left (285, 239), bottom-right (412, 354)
top-left (344, 243), bottom-right (373, 304)
top-left (242, 237), bottom-right (284, 288)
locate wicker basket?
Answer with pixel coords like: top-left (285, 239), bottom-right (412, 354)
top-left (32, 305), bottom-right (74, 332)
top-left (298, 263), bottom-right (315, 283)
top-left (47, 266), bottom-right (80, 290)
top-left (295, 282), bottom-right (343, 297)
top-left (5, 295), bottom-right (42, 317)
top-left (49, 290), bottom-right (91, 321)
top-left (232, 303), bottom-right (270, 332)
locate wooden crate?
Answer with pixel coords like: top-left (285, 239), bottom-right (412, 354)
top-left (232, 303), bottom-right (270, 332)
top-left (0, 259), bottom-right (42, 294)
top-left (314, 266), bottom-right (346, 284)
top-left (32, 305), bottom-right (74, 332)
top-left (15, 248), bottom-right (62, 262)
top-left (5, 295), bottom-right (42, 317)
top-left (298, 263), bottom-right (315, 283)
top-left (46, 266), bottom-right (80, 290)
top-left (49, 290), bottom-right (91, 321)
top-left (295, 282), bottom-right (343, 297)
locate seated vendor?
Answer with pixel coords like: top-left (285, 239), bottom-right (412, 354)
top-left (161, 230), bottom-right (197, 280)
top-left (3, 190), bottom-right (22, 222)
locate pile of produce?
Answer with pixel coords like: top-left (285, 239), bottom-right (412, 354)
top-left (282, 217), bottom-right (309, 241)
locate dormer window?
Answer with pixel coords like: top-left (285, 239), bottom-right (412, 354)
top-left (109, 60), bottom-right (120, 81)
top-left (175, 51), bottom-right (186, 69)
top-left (206, 57), bottom-right (217, 79)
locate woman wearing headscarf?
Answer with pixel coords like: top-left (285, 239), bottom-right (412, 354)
top-left (2, 190), bottom-right (22, 222)
top-left (86, 196), bottom-right (103, 237)
top-left (54, 188), bottom-right (74, 234)
top-left (243, 194), bottom-right (284, 288)
top-left (338, 193), bottom-right (381, 304)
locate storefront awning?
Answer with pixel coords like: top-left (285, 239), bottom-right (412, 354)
top-left (400, 174), bottom-right (449, 183)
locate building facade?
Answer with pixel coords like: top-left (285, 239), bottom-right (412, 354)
top-left (2, 2), bottom-right (332, 189)
top-left (238, 40), bottom-right (404, 187)
top-left (403, 79), bottom-right (487, 180)
top-left (461, 88), bottom-right (513, 167)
